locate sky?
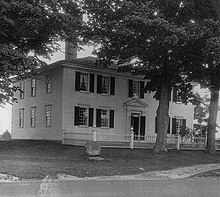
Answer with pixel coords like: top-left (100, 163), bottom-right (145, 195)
top-left (0, 42), bottom-right (94, 134)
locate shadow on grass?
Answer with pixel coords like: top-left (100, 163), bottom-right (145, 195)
top-left (0, 140), bottom-right (219, 179)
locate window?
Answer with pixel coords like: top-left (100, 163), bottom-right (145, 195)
top-left (31, 78), bottom-right (36, 97)
top-left (97, 75), bottom-right (115, 95)
top-left (45, 105), bottom-right (52, 127)
top-left (128, 80), bottom-right (144, 98)
top-left (79, 107), bottom-right (88, 126)
top-left (75, 71), bottom-right (94, 93)
top-left (173, 87), bottom-right (182, 103)
top-left (30, 107), bottom-right (36, 127)
top-left (133, 80), bottom-right (140, 97)
top-left (19, 109), bottom-right (24, 128)
top-left (96, 109), bottom-right (114, 128)
top-left (20, 81), bottom-right (24, 99)
top-left (46, 75), bottom-right (52, 93)
top-left (74, 106), bottom-right (94, 126)
top-left (172, 117), bottom-right (186, 134)
top-left (101, 109), bottom-right (109, 128)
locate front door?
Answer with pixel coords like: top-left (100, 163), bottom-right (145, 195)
top-left (131, 113), bottom-right (146, 141)
top-left (131, 113), bottom-right (140, 140)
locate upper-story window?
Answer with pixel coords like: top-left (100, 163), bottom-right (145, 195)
top-left (173, 87), bottom-right (182, 103)
top-left (20, 81), bottom-right (24, 99)
top-left (97, 75), bottom-right (115, 95)
top-left (128, 79), bottom-right (144, 98)
top-left (30, 107), bottom-right (36, 128)
top-left (75, 71), bottom-right (94, 93)
top-left (31, 78), bottom-right (36, 97)
top-left (19, 108), bottom-right (24, 128)
top-left (46, 75), bottom-right (52, 93)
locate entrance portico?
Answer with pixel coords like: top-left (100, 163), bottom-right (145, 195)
top-left (124, 97), bottom-right (148, 141)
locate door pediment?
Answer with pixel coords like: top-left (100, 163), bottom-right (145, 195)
top-left (124, 98), bottom-right (148, 108)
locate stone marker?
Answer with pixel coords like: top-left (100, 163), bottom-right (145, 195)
top-left (85, 140), bottom-right (101, 157)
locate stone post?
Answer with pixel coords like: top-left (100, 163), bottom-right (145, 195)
top-left (92, 125), bottom-right (97, 142)
top-left (130, 126), bottom-right (134, 149)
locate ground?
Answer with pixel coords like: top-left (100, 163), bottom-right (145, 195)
top-left (0, 140), bottom-right (220, 180)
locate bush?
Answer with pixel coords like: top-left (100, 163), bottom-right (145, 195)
top-left (1, 130), bottom-right (11, 140)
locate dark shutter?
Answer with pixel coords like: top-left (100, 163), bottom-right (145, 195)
top-left (167, 88), bottom-right (171, 101)
top-left (140, 116), bottom-right (146, 135)
top-left (173, 87), bottom-right (177, 102)
top-left (75, 71), bottom-right (80, 91)
top-left (74, 106), bottom-right (80, 125)
top-left (110, 77), bottom-right (115, 95)
top-left (172, 118), bottom-right (177, 134)
top-left (167, 117), bottom-right (170, 134)
top-left (89, 108), bottom-right (94, 127)
top-left (183, 119), bottom-right (186, 127)
top-left (110, 110), bottom-right (114, 128)
top-left (96, 109), bottom-right (101, 127)
top-left (97, 75), bottom-right (102, 94)
top-left (155, 116), bottom-right (157, 133)
top-left (128, 80), bottom-right (133, 97)
top-left (140, 81), bottom-right (144, 99)
top-left (89, 74), bottom-right (95, 93)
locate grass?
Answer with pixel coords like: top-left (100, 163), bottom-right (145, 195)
top-left (0, 140), bottom-right (220, 180)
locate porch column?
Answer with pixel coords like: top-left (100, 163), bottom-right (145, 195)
top-left (130, 126), bottom-right (134, 149)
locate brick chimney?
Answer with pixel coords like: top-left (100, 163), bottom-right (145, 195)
top-left (65, 41), bottom-right (77, 60)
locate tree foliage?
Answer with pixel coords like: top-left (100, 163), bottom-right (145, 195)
top-left (0, 0), bottom-right (83, 105)
top-left (83, 0), bottom-right (217, 152)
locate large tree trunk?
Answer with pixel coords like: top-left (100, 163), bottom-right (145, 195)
top-left (153, 82), bottom-right (170, 153)
top-left (206, 86), bottom-right (219, 153)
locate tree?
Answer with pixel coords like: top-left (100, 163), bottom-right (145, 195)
top-left (83, 0), bottom-right (215, 153)
top-left (0, 0), bottom-right (83, 106)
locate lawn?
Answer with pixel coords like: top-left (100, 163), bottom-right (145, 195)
top-left (0, 140), bottom-right (220, 180)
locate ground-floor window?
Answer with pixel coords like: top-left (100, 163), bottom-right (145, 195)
top-left (45, 105), bottom-right (52, 127)
top-left (96, 108), bottom-right (114, 128)
top-left (19, 108), bottom-right (24, 128)
top-left (30, 107), bottom-right (36, 128)
top-left (74, 106), bottom-right (94, 127)
top-left (172, 117), bottom-right (186, 134)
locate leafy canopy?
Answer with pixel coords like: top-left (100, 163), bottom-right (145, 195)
top-left (0, 0), bottom-right (83, 105)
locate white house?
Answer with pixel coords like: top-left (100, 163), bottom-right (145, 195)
top-left (11, 53), bottom-right (195, 148)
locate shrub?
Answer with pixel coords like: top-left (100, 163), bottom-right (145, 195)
top-left (1, 130), bottom-right (11, 140)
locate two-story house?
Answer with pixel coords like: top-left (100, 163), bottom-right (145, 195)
top-left (11, 54), bottom-right (195, 147)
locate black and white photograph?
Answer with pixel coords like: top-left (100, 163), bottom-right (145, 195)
top-left (0, 0), bottom-right (220, 196)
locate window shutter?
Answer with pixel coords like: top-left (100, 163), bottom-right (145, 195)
top-left (172, 118), bottom-right (177, 134)
top-left (110, 110), bottom-right (114, 128)
top-left (89, 74), bottom-right (95, 93)
top-left (183, 119), bottom-right (186, 127)
top-left (97, 75), bottom-right (102, 94)
top-left (140, 116), bottom-right (146, 136)
top-left (140, 81), bottom-right (144, 99)
top-left (155, 116), bottom-right (157, 133)
top-left (74, 106), bottom-right (80, 125)
top-left (167, 88), bottom-right (171, 101)
top-left (110, 77), bottom-right (115, 95)
top-left (167, 117), bottom-right (170, 134)
top-left (89, 108), bottom-right (94, 127)
top-left (173, 87), bottom-right (177, 102)
top-left (128, 80), bottom-right (133, 97)
top-left (75, 72), bottom-right (80, 91)
top-left (96, 109), bottom-right (101, 127)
